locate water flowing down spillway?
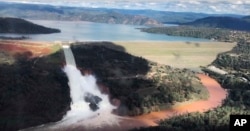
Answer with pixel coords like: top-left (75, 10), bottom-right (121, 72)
top-left (21, 44), bottom-right (228, 131)
top-left (62, 45), bottom-right (76, 67)
top-left (55, 45), bottom-right (119, 129)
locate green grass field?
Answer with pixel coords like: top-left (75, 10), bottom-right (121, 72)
top-left (113, 41), bottom-right (236, 71)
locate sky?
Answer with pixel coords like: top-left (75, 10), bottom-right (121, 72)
top-left (0, 0), bottom-right (250, 15)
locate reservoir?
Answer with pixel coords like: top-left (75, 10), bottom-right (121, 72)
top-left (0, 20), bottom-right (211, 42)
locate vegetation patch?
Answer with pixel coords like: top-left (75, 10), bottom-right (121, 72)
top-left (0, 47), bottom-right (70, 131)
top-left (134, 40), bottom-right (250, 131)
top-left (0, 41), bottom-right (209, 130)
top-left (71, 42), bottom-right (208, 116)
top-left (139, 26), bottom-right (250, 43)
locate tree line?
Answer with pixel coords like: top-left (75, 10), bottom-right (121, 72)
top-left (132, 40), bottom-right (250, 131)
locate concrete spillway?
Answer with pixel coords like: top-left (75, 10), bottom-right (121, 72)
top-left (22, 45), bottom-right (119, 131)
top-left (62, 45), bottom-right (76, 67)
top-left (60, 45), bottom-right (119, 129)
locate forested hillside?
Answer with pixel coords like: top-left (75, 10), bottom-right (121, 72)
top-left (0, 17), bottom-right (60, 34)
top-left (243, 15), bottom-right (250, 22)
top-left (183, 17), bottom-right (250, 31)
top-left (139, 16), bottom-right (250, 42)
top-left (133, 40), bottom-right (250, 131)
top-left (71, 42), bottom-right (208, 116)
top-left (0, 44), bottom-right (70, 131)
top-left (0, 41), bottom-right (208, 130)
top-left (139, 26), bottom-right (250, 42)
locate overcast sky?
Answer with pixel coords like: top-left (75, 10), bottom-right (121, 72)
top-left (1, 0), bottom-right (250, 15)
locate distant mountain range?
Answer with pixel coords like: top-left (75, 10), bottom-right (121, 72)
top-left (0, 2), bottom-right (162, 26)
top-left (0, 1), bottom-right (245, 26)
top-left (183, 16), bottom-right (250, 31)
top-left (110, 9), bottom-right (244, 24)
top-left (139, 16), bottom-right (250, 42)
top-left (0, 17), bottom-right (60, 34)
top-left (243, 16), bottom-right (250, 22)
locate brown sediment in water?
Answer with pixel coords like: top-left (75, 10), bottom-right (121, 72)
top-left (61, 74), bottom-right (226, 131)
top-left (89, 74), bottom-right (226, 131)
top-left (5, 41), bottom-right (227, 130)
top-left (47, 74), bottom-right (227, 131)
top-left (128, 74), bottom-right (227, 127)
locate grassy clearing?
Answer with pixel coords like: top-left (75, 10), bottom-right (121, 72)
top-left (113, 41), bottom-right (236, 70)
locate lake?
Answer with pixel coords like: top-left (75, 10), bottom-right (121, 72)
top-left (1, 20), bottom-right (211, 42)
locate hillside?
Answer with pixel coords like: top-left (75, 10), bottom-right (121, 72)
top-left (0, 17), bottom-right (60, 34)
top-left (71, 42), bottom-right (208, 116)
top-left (134, 41), bottom-right (250, 131)
top-left (0, 1), bottom-right (244, 25)
top-left (0, 41), bottom-right (208, 130)
top-left (139, 26), bottom-right (250, 42)
top-left (242, 15), bottom-right (250, 22)
top-left (0, 41), bottom-right (70, 131)
top-left (183, 16), bottom-right (250, 31)
top-left (212, 40), bottom-right (250, 71)
top-left (203, 40), bottom-right (250, 90)
top-left (0, 2), bottom-right (162, 26)
top-left (74, 12), bottom-right (162, 26)
top-left (110, 9), bottom-right (211, 24)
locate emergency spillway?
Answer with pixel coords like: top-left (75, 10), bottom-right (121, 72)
top-left (60, 45), bottom-right (119, 129)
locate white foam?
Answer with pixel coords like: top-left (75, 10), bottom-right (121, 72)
top-left (60, 45), bottom-right (119, 129)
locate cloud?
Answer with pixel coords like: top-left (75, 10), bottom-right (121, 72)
top-left (188, 1), bottom-right (201, 5)
top-left (0, 0), bottom-right (249, 15)
top-left (235, 0), bottom-right (243, 4)
top-left (177, 3), bottom-right (187, 8)
top-left (209, 5), bottom-right (221, 12)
